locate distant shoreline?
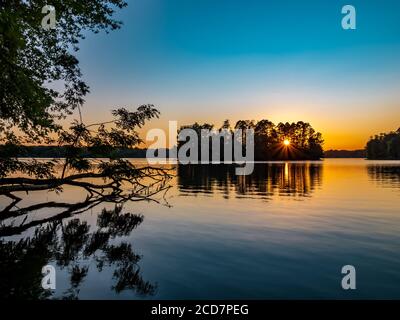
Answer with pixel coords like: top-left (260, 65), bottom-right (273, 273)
top-left (324, 149), bottom-right (366, 158)
top-left (4, 146), bottom-right (369, 159)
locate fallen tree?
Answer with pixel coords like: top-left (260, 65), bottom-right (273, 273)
top-left (0, 106), bottom-right (173, 234)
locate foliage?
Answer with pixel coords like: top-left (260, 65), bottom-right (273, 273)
top-left (0, 1), bottom-right (172, 215)
top-left (0, 105), bottom-right (172, 219)
top-left (178, 119), bottom-right (324, 161)
top-left (366, 128), bottom-right (400, 160)
top-left (1, 0), bottom-right (127, 141)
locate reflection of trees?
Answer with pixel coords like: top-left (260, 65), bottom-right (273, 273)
top-left (177, 163), bottom-right (322, 199)
top-left (0, 163), bottom-right (172, 234)
top-left (0, 176), bottom-right (171, 237)
top-left (367, 165), bottom-right (400, 189)
top-left (0, 206), bottom-right (156, 300)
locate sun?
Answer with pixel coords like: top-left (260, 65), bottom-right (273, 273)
top-left (283, 139), bottom-right (290, 146)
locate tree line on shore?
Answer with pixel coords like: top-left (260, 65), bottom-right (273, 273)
top-left (366, 128), bottom-right (400, 160)
top-left (178, 120), bottom-right (324, 161)
top-left (7, 127), bottom-right (400, 161)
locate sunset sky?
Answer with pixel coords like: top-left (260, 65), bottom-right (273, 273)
top-left (73, 0), bottom-right (400, 150)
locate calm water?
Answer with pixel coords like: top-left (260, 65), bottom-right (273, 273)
top-left (1, 159), bottom-right (400, 299)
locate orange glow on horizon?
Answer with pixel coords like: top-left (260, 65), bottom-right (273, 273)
top-left (14, 105), bottom-right (400, 151)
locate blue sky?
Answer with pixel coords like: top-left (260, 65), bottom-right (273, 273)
top-left (76, 0), bottom-right (400, 149)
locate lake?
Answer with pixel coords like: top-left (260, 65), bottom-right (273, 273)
top-left (1, 159), bottom-right (400, 299)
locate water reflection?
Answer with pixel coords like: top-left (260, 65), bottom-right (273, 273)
top-left (0, 206), bottom-right (156, 299)
top-left (367, 164), bottom-right (400, 189)
top-left (177, 163), bottom-right (323, 200)
top-left (1, 160), bottom-right (400, 299)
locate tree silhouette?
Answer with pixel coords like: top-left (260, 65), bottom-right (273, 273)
top-left (177, 119), bottom-right (324, 161)
top-left (0, 2), bottom-right (172, 214)
top-left (1, 0), bottom-right (127, 141)
top-left (366, 128), bottom-right (400, 160)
